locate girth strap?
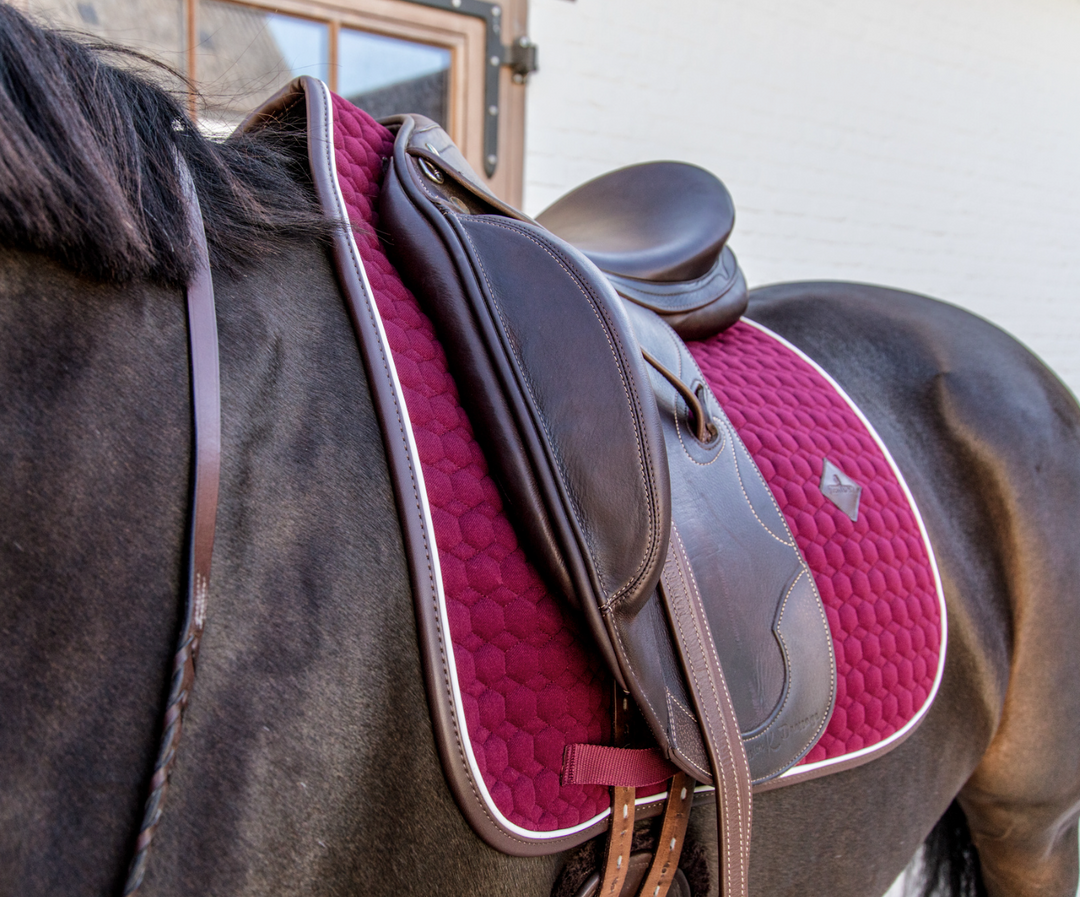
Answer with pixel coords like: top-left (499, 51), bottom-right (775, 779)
top-left (599, 786), bottom-right (638, 897)
top-left (637, 772), bottom-right (694, 897)
top-left (659, 526), bottom-right (752, 897)
top-left (592, 771), bottom-right (694, 897)
top-left (123, 159), bottom-right (221, 894)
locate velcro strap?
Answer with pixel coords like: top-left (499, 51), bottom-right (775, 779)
top-left (562, 744), bottom-right (679, 787)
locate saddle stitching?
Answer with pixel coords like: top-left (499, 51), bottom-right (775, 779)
top-left (738, 562), bottom-right (833, 765)
top-left (457, 215), bottom-right (662, 606)
top-left (672, 404), bottom-right (727, 468)
top-left (662, 324), bottom-right (727, 468)
top-left (776, 567), bottom-right (838, 758)
top-left (672, 529), bottom-right (751, 896)
top-left (605, 608), bottom-right (666, 751)
top-left (720, 420), bottom-right (836, 775)
top-left (665, 692), bottom-right (711, 780)
top-left (666, 531), bottom-right (749, 896)
top-left (610, 253), bottom-right (739, 301)
top-left (728, 434), bottom-right (795, 547)
top-left (744, 572), bottom-right (802, 752)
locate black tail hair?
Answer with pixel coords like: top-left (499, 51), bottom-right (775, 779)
top-left (0, 3), bottom-right (332, 284)
top-left (920, 800), bottom-right (987, 897)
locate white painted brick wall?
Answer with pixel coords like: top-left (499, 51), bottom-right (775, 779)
top-left (524, 0), bottom-right (1080, 397)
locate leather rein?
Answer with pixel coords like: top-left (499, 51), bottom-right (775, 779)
top-left (122, 158), bottom-right (221, 895)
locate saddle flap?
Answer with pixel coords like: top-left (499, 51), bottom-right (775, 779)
top-left (379, 114), bottom-right (672, 685)
top-left (615, 302), bottom-right (837, 784)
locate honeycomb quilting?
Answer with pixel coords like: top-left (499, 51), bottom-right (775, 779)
top-left (688, 325), bottom-right (941, 762)
top-left (329, 94), bottom-right (942, 829)
top-left (330, 95), bottom-right (611, 831)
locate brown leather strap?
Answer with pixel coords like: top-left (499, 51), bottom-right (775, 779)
top-left (123, 158), bottom-right (221, 895)
top-left (597, 785), bottom-right (637, 897)
top-left (659, 525), bottom-right (752, 897)
top-left (635, 772), bottom-right (693, 897)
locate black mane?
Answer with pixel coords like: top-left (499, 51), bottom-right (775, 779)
top-left (0, 3), bottom-right (330, 284)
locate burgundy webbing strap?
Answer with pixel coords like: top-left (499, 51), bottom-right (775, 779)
top-left (123, 159), bottom-right (221, 895)
top-left (562, 744), bottom-right (680, 788)
top-left (659, 524), bottom-right (752, 897)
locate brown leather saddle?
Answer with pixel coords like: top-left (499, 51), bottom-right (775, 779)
top-left (535, 161), bottom-right (748, 341)
top-left (378, 113), bottom-right (836, 897)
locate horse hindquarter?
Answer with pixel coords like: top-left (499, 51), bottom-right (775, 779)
top-left (748, 283), bottom-right (1080, 897)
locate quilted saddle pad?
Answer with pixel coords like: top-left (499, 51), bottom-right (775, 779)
top-left (328, 94), bottom-right (945, 854)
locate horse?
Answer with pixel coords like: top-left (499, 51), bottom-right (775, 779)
top-left (2, 6), bottom-right (1079, 896)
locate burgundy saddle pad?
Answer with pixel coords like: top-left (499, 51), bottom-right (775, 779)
top-left (328, 94), bottom-right (945, 853)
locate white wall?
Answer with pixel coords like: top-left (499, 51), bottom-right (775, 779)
top-left (524, 0), bottom-right (1080, 397)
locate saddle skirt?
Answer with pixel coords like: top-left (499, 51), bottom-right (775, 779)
top-left (242, 80), bottom-right (946, 856)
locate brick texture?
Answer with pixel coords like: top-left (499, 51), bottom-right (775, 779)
top-left (524, 0), bottom-right (1080, 397)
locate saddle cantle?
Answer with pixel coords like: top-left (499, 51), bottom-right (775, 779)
top-left (535, 162), bottom-right (749, 340)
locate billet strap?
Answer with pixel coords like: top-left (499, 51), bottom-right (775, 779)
top-left (598, 786), bottom-right (637, 897)
top-left (637, 772), bottom-right (694, 897)
top-left (123, 158), bottom-right (221, 895)
top-left (592, 774), bottom-right (693, 897)
top-left (659, 525), bottom-right (752, 897)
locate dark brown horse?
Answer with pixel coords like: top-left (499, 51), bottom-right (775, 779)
top-left (2, 6), bottom-right (1079, 896)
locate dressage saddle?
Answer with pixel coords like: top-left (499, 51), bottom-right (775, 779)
top-left (378, 114), bottom-right (836, 897)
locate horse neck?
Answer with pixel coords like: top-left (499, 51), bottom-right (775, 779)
top-left (1, 236), bottom-right (556, 895)
top-left (135, 239), bottom-right (471, 893)
top-left (0, 246), bottom-right (192, 894)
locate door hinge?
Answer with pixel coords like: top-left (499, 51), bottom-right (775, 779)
top-left (402, 0), bottom-right (537, 176)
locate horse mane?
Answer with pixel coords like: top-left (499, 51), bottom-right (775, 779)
top-left (0, 4), bottom-right (331, 285)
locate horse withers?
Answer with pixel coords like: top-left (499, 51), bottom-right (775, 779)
top-left (1, 6), bottom-right (1079, 896)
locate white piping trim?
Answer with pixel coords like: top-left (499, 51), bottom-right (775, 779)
top-left (332, 96), bottom-right (946, 834)
top-left (366, 289), bottom-right (670, 837)
top-left (318, 90), bottom-right (641, 841)
top-left (736, 318), bottom-right (948, 780)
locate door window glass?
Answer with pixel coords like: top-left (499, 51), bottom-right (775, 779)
top-left (197, 2), bottom-right (329, 131)
top-left (338, 28), bottom-right (450, 126)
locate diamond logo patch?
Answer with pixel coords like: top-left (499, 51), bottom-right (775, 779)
top-left (820, 458), bottom-right (862, 522)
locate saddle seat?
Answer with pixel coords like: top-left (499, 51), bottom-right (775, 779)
top-left (536, 162), bottom-right (748, 339)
